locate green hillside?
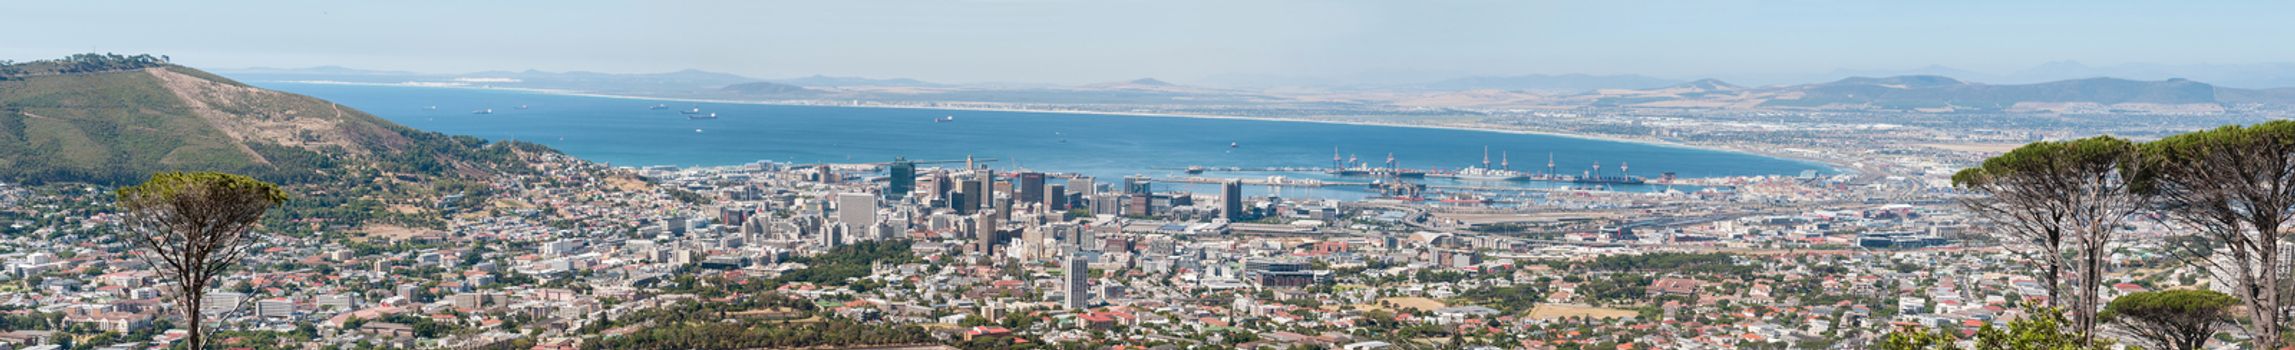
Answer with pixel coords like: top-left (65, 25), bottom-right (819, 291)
top-left (1, 54), bottom-right (560, 229)
top-left (0, 54), bottom-right (541, 186)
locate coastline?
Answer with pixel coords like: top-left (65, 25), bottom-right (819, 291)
top-left (269, 80), bottom-right (1848, 173)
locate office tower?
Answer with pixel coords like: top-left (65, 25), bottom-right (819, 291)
top-left (1023, 225), bottom-right (1047, 250)
top-left (1064, 255), bottom-right (1090, 309)
top-left (1123, 176), bottom-right (1152, 195)
top-left (917, 176), bottom-right (942, 207)
top-left (973, 238), bottom-right (995, 257)
top-left (980, 208), bottom-right (1000, 238)
top-left (816, 166), bottom-right (838, 184)
top-left (1222, 180), bottom-right (1245, 220)
top-left (824, 223), bottom-right (847, 247)
top-left (1125, 195), bottom-right (1151, 217)
top-left (887, 159), bottom-right (916, 200)
top-left (1067, 177), bottom-right (1096, 198)
top-left (959, 178), bottom-right (986, 215)
top-left (1019, 172), bottom-right (1046, 204)
top-left (992, 181), bottom-right (1014, 224)
top-left (1091, 194), bottom-right (1123, 216)
top-left (1045, 223), bottom-right (1074, 246)
top-left (718, 205), bottom-right (754, 227)
top-left (1075, 224), bottom-right (1096, 251)
top-left (1046, 184), bottom-right (1067, 211)
top-left (982, 169), bottom-right (1002, 216)
top-left (928, 172), bottom-right (953, 202)
top-left (740, 216), bottom-right (766, 236)
top-left (837, 192), bottom-right (878, 230)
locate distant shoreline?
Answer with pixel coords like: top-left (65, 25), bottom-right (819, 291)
top-left (267, 80), bottom-right (1844, 174)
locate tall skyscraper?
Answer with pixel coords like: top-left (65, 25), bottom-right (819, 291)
top-left (1018, 172), bottom-right (1046, 204)
top-left (1046, 184), bottom-right (1067, 211)
top-left (993, 181), bottom-right (1014, 220)
top-left (836, 192), bottom-right (878, 230)
top-left (979, 203), bottom-right (1001, 239)
top-left (887, 159), bottom-right (916, 200)
top-left (1064, 255), bottom-right (1090, 309)
top-left (959, 178), bottom-right (986, 215)
top-left (1221, 179), bottom-right (1245, 220)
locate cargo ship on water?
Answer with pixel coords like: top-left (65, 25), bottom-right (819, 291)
top-left (1332, 166), bottom-right (1426, 178)
top-left (1567, 161), bottom-right (1646, 185)
top-left (1438, 167), bottom-right (1527, 181)
top-left (1326, 152), bottom-right (1425, 178)
top-left (1427, 147), bottom-right (1528, 181)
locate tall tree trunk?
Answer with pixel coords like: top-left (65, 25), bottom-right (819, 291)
top-left (2255, 225), bottom-right (2283, 350)
top-left (2077, 247), bottom-right (2103, 344)
top-left (182, 284), bottom-right (206, 350)
top-left (2045, 246), bottom-right (2063, 309)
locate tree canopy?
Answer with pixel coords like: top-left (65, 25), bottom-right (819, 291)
top-left (2101, 289), bottom-right (2236, 350)
top-left (115, 171), bottom-right (288, 350)
top-left (2133, 120), bottom-right (2295, 350)
top-left (1950, 136), bottom-right (2144, 341)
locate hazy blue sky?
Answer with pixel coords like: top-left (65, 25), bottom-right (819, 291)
top-left (7, 0), bottom-right (2292, 84)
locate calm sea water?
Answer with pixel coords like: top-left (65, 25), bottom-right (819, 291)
top-left (259, 82), bottom-right (1830, 199)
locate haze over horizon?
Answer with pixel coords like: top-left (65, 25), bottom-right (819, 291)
top-left (9, 0), bottom-right (2295, 87)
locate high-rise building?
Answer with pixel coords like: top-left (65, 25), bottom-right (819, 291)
top-left (1221, 179), bottom-right (1246, 220)
top-left (1125, 195), bottom-right (1151, 217)
top-left (959, 178), bottom-right (987, 215)
top-left (1091, 194), bottom-right (1124, 216)
top-left (1046, 184), bottom-right (1067, 211)
top-left (816, 166), bottom-right (838, 184)
top-left (1018, 172), bottom-right (1046, 204)
top-left (887, 159), bottom-right (917, 200)
top-left (1072, 223), bottom-right (1096, 251)
top-left (928, 172), bottom-right (953, 202)
top-left (718, 205), bottom-right (754, 227)
top-left (1123, 176), bottom-right (1152, 195)
top-left (1064, 255), bottom-right (1090, 309)
top-left (1023, 225), bottom-right (1048, 249)
top-left (982, 208), bottom-right (1001, 235)
top-left (1067, 177), bottom-right (1096, 197)
top-left (993, 181), bottom-right (1014, 213)
top-left (836, 192), bottom-right (878, 230)
top-left (824, 223), bottom-right (847, 247)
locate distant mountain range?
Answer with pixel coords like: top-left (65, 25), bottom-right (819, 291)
top-left (768, 75), bottom-right (942, 88)
top-left (1577, 75), bottom-right (2295, 113)
top-left (720, 81), bottom-right (819, 96)
top-left (1714, 61), bottom-right (2295, 89)
top-left (1083, 78), bottom-right (1193, 91)
top-left (205, 64), bottom-right (2295, 114)
top-left (1417, 74), bottom-right (1683, 93)
top-left (2002, 61), bottom-right (2295, 89)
